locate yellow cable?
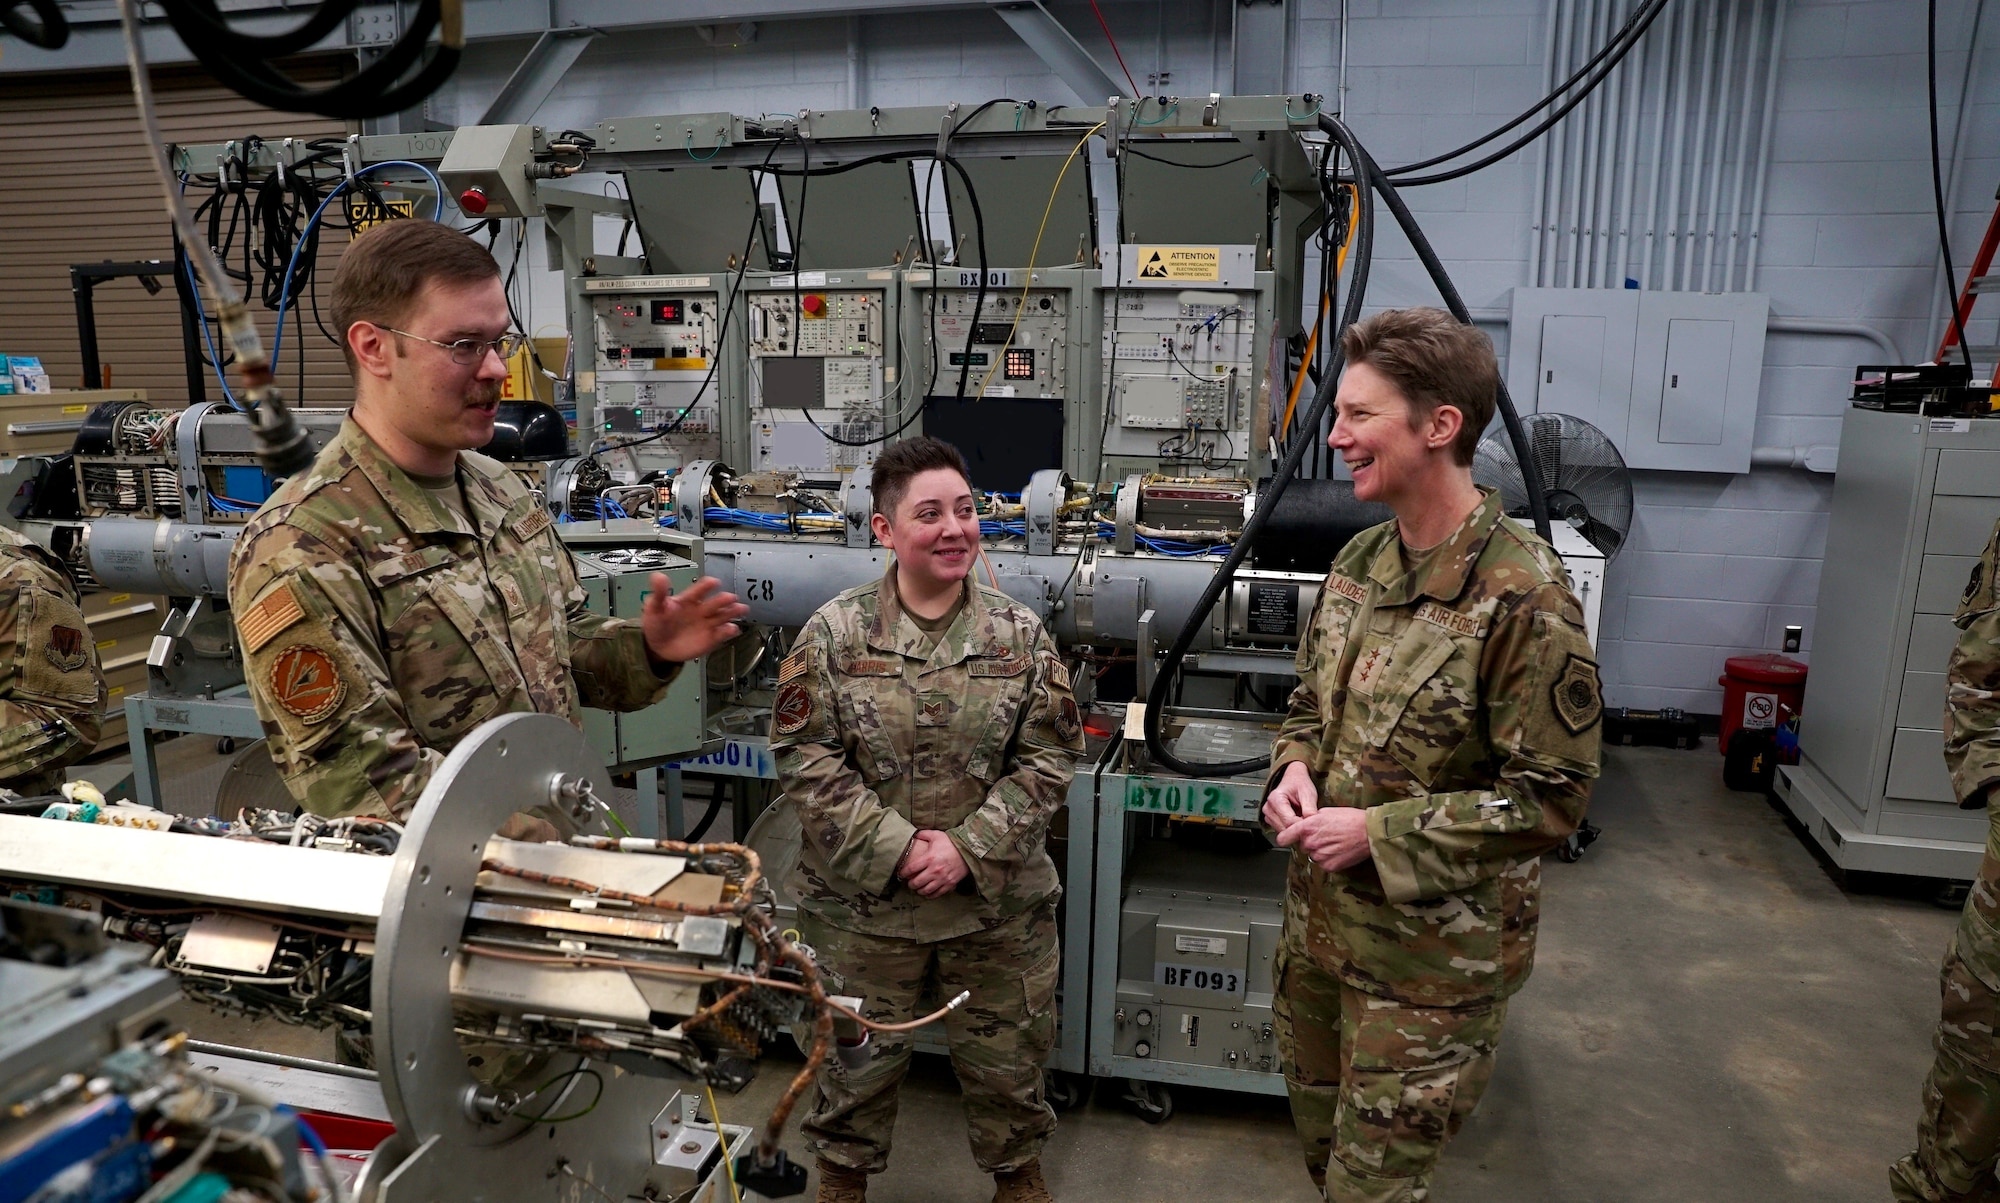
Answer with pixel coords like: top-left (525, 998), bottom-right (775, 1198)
top-left (705, 1081), bottom-right (745, 1203)
top-left (970, 122), bottom-right (1107, 399)
top-left (1280, 184), bottom-right (1359, 442)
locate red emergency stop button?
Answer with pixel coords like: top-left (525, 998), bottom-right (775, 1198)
top-left (801, 294), bottom-right (826, 317)
top-left (459, 186), bottom-right (490, 215)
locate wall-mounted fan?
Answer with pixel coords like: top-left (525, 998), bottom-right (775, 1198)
top-left (1474, 412), bottom-right (1633, 561)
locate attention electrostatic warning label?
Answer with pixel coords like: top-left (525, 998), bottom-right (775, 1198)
top-left (1135, 246), bottom-right (1221, 281)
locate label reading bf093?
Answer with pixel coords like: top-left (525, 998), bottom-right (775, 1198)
top-left (1174, 934), bottom-right (1228, 955)
top-left (1155, 962), bottom-right (1243, 996)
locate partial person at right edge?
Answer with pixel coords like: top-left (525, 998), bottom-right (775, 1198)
top-left (1893, 516), bottom-right (2000, 1203)
top-left (1263, 307), bottom-right (1602, 1202)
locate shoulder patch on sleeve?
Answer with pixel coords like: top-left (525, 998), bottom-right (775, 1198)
top-left (777, 650), bottom-right (809, 685)
top-left (1551, 654), bottom-right (1603, 736)
top-left (511, 507), bottom-right (554, 542)
top-left (44, 624), bottom-right (87, 672)
top-left (1054, 696), bottom-right (1082, 743)
top-left (268, 644), bottom-right (347, 724)
top-left (773, 681), bottom-right (813, 735)
top-left (239, 582), bottom-right (307, 654)
top-left (1044, 655), bottom-right (1072, 693)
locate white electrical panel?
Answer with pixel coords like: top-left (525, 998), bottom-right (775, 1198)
top-left (1100, 288), bottom-right (1256, 470)
top-left (1507, 288), bottom-right (1769, 473)
top-left (922, 288), bottom-right (1070, 399)
top-left (587, 285), bottom-right (722, 463)
top-left (746, 286), bottom-right (887, 474)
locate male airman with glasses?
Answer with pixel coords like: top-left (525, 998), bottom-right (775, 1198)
top-left (228, 220), bottom-right (746, 827)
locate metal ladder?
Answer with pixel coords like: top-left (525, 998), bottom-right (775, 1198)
top-left (1938, 182), bottom-right (2000, 377)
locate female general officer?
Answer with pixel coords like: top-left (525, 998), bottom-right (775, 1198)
top-left (770, 436), bottom-right (1083, 1203)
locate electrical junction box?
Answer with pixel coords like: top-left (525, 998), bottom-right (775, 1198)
top-left (438, 124), bottom-right (542, 219)
top-left (1111, 840), bottom-right (1286, 1077)
top-left (1506, 288), bottom-right (1769, 473)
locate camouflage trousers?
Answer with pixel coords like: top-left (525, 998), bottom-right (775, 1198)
top-left (1273, 937), bottom-right (1505, 1203)
top-left (799, 901), bottom-right (1059, 1175)
top-left (1893, 931), bottom-right (2000, 1201)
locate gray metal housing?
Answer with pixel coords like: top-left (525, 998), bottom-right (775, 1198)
top-left (1776, 408), bottom-right (2000, 878)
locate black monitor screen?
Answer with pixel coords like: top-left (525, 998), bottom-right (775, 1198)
top-left (920, 395), bottom-right (1065, 494)
top-left (763, 356), bottom-right (826, 409)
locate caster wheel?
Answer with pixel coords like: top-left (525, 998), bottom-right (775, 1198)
top-left (1045, 1072), bottom-right (1092, 1112)
top-left (1555, 839), bottom-right (1581, 863)
top-left (216, 737), bottom-right (236, 755)
top-left (1122, 1080), bottom-right (1172, 1124)
top-left (1934, 880), bottom-right (1971, 910)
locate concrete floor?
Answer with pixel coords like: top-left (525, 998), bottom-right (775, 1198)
top-left (137, 739), bottom-right (1961, 1202)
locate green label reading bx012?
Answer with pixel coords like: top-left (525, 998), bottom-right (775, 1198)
top-left (1121, 775), bottom-right (1262, 822)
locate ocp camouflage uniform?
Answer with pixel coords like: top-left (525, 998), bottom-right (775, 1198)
top-left (228, 418), bottom-right (677, 819)
top-left (1267, 488), bottom-right (1601, 1202)
top-left (771, 567), bottom-right (1083, 1176)
top-left (1894, 517), bottom-right (2000, 1203)
top-left (0, 525), bottom-right (104, 795)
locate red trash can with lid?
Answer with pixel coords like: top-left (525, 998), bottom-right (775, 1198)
top-left (1717, 653), bottom-right (1808, 754)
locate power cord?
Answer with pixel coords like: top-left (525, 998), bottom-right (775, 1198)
top-left (1928, 0), bottom-right (1975, 368)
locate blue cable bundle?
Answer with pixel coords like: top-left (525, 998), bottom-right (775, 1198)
top-left (704, 507), bottom-right (798, 532)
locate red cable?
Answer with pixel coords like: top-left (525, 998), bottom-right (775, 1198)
top-left (1086, 0), bottom-right (1142, 98)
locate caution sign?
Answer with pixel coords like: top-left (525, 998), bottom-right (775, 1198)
top-left (1135, 246), bottom-right (1221, 282)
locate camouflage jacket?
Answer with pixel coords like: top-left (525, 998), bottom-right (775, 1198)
top-left (1947, 517), bottom-right (2000, 810)
top-left (1268, 488), bottom-right (1601, 1006)
top-left (771, 567), bottom-right (1084, 940)
top-left (228, 419), bottom-right (675, 819)
top-left (0, 525), bottom-right (104, 795)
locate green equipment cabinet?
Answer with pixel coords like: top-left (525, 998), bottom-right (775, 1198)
top-left (1081, 715), bottom-right (1292, 1122)
top-left (559, 522), bottom-right (710, 769)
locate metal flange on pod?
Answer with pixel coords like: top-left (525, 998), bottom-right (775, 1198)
top-left (1113, 474), bottom-right (1145, 555)
top-left (841, 466), bottom-right (874, 548)
top-left (1022, 468), bottom-right (1067, 557)
top-left (357, 713), bottom-right (664, 1202)
top-left (673, 460), bottom-right (726, 537)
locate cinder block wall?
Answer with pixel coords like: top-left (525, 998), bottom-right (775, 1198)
top-left (437, 0), bottom-right (2000, 714)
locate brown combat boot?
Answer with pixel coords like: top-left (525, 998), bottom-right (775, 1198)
top-left (992, 1160), bottom-right (1054, 1203)
top-left (814, 1160), bottom-right (868, 1203)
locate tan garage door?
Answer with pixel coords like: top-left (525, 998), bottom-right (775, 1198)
top-left (0, 65), bottom-right (357, 407)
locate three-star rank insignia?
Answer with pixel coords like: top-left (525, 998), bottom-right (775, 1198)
top-left (269, 645), bottom-right (347, 724)
top-left (1551, 653), bottom-right (1603, 736)
top-left (773, 681), bottom-right (813, 736)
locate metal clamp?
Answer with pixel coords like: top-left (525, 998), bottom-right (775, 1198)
top-left (548, 773), bottom-right (602, 823)
top-left (842, 465), bottom-right (874, 548)
top-left (935, 101), bottom-right (960, 159)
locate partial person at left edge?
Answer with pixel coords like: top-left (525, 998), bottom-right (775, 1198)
top-left (0, 524), bottom-right (106, 795)
top-left (226, 219), bottom-right (747, 828)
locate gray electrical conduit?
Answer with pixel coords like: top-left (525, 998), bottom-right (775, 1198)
top-left (1141, 116), bottom-right (1553, 779)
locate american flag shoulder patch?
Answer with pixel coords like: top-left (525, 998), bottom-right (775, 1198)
top-left (239, 582), bottom-right (307, 653)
